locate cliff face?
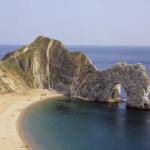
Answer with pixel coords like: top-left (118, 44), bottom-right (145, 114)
top-left (1, 36), bottom-right (150, 110)
top-left (0, 61), bottom-right (27, 92)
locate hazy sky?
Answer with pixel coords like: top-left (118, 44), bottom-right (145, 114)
top-left (0, 0), bottom-right (150, 45)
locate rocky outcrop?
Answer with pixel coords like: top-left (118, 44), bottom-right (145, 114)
top-left (1, 36), bottom-right (150, 110)
top-left (0, 62), bottom-right (27, 92)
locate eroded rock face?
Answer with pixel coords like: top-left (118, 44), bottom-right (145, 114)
top-left (0, 62), bottom-right (27, 92)
top-left (1, 36), bottom-right (150, 109)
top-left (100, 63), bottom-right (150, 109)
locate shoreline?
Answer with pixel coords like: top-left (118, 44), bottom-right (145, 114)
top-left (0, 89), bottom-right (64, 150)
top-left (17, 96), bottom-right (66, 150)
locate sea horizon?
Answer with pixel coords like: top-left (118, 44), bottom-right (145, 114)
top-left (1, 0), bottom-right (150, 149)
top-left (1, 44), bottom-right (150, 70)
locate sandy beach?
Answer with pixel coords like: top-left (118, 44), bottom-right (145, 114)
top-left (0, 89), bottom-right (63, 150)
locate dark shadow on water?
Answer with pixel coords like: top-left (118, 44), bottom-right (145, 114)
top-left (55, 104), bottom-right (74, 113)
top-left (21, 98), bottom-right (150, 150)
top-left (123, 109), bottom-right (150, 137)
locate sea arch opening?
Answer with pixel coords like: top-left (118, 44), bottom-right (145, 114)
top-left (107, 82), bottom-right (128, 103)
top-left (104, 63), bottom-right (150, 109)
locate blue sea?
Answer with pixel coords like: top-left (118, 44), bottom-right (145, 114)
top-left (1, 45), bottom-right (150, 150)
top-left (1, 45), bottom-right (150, 73)
top-left (21, 99), bottom-right (150, 150)
top-left (69, 45), bottom-right (150, 73)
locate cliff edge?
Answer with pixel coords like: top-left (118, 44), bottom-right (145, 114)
top-left (1, 36), bottom-right (150, 110)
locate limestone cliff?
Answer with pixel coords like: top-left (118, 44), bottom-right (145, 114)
top-left (1, 36), bottom-right (150, 110)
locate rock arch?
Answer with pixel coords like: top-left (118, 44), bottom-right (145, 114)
top-left (97, 63), bottom-right (150, 109)
top-left (1, 36), bottom-right (150, 110)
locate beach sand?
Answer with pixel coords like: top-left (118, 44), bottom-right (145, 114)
top-left (0, 89), bottom-right (63, 150)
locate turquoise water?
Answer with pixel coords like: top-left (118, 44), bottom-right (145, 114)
top-left (20, 99), bottom-right (150, 150)
top-left (1, 45), bottom-right (150, 149)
